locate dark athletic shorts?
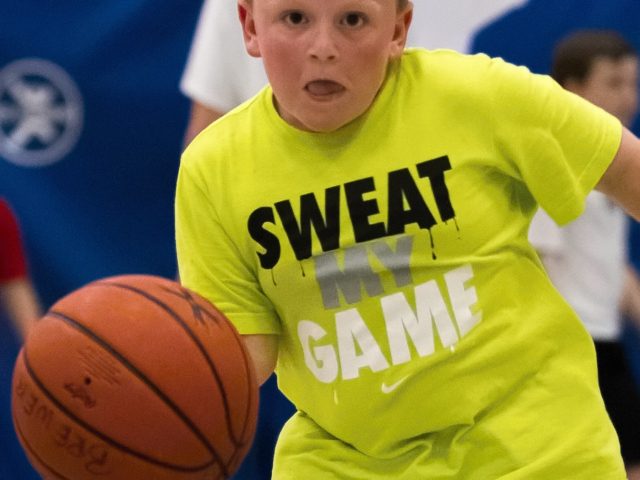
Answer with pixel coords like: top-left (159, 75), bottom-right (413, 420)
top-left (595, 340), bottom-right (640, 465)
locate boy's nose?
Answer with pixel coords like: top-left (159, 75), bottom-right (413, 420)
top-left (307, 25), bottom-right (339, 62)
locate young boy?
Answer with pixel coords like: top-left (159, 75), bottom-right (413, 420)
top-left (175, 1), bottom-right (640, 477)
top-left (528, 30), bottom-right (640, 479)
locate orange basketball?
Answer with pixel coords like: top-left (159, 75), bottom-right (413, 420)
top-left (11, 274), bottom-right (258, 480)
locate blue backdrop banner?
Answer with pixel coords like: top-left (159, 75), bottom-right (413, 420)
top-left (0, 1), bottom-right (203, 305)
top-left (0, 2), bottom-right (201, 478)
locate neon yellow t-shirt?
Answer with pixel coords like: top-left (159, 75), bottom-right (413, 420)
top-left (175, 49), bottom-right (625, 478)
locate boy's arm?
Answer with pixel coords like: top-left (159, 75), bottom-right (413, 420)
top-left (242, 334), bottom-right (278, 386)
top-left (620, 266), bottom-right (640, 330)
top-left (597, 127), bottom-right (640, 220)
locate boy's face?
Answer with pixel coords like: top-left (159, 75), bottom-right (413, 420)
top-left (567, 55), bottom-right (639, 127)
top-left (239, 0), bottom-right (412, 133)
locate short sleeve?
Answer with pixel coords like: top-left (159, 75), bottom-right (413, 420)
top-left (488, 58), bottom-right (622, 225)
top-left (175, 150), bottom-right (281, 335)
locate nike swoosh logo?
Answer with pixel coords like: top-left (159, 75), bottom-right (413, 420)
top-left (381, 375), bottom-right (409, 394)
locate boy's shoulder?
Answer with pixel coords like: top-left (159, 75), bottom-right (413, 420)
top-left (399, 47), bottom-right (516, 102)
top-left (182, 87), bottom-right (269, 163)
top-left (403, 47), bottom-right (505, 76)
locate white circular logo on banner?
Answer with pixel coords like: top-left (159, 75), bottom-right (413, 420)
top-left (0, 58), bottom-right (84, 167)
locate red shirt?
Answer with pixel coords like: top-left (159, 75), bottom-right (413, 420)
top-left (0, 198), bottom-right (27, 282)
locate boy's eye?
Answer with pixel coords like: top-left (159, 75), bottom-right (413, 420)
top-left (283, 11), bottom-right (306, 25)
top-left (342, 12), bottom-right (366, 27)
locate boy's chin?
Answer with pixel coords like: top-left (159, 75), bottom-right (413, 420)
top-left (276, 98), bottom-right (357, 133)
top-left (293, 114), bottom-right (356, 133)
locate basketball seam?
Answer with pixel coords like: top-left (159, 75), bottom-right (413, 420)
top-left (41, 311), bottom-right (224, 475)
top-left (100, 280), bottom-right (259, 476)
top-left (230, 319), bottom-right (257, 458)
top-left (95, 281), bottom-right (256, 454)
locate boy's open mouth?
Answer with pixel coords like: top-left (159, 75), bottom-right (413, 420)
top-left (305, 80), bottom-right (346, 96)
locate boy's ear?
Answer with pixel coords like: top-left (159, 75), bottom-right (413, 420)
top-left (238, 2), bottom-right (261, 58)
top-left (390, 2), bottom-right (413, 59)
